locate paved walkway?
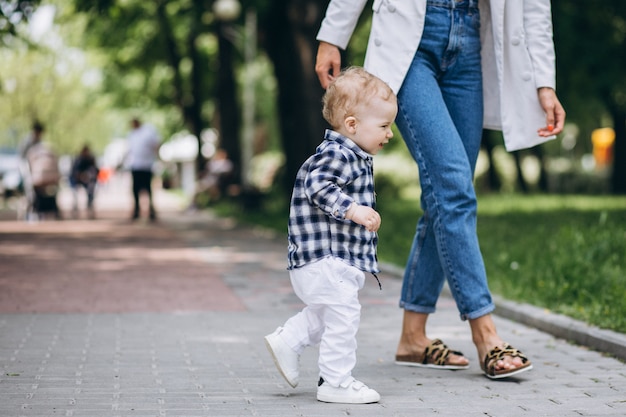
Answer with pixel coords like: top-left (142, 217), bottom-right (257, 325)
top-left (0, 174), bottom-right (625, 416)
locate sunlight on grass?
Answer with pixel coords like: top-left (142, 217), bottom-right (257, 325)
top-left (477, 194), bottom-right (626, 214)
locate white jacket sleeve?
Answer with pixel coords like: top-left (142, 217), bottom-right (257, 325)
top-left (316, 0), bottom-right (370, 49)
top-left (523, 0), bottom-right (556, 90)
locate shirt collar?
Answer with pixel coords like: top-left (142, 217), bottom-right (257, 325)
top-left (322, 129), bottom-right (373, 161)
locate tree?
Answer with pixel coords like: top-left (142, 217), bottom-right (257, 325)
top-left (73, 0), bottom-right (221, 173)
top-left (553, 1), bottom-right (626, 193)
top-left (259, 0), bottom-right (328, 192)
top-left (0, 48), bottom-right (120, 153)
top-left (0, 0), bottom-right (40, 45)
top-left (215, 16), bottom-right (241, 185)
top-left (0, 4), bottom-right (118, 155)
top-left (53, 0), bottom-right (626, 199)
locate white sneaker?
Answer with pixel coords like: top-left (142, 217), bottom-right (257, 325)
top-left (264, 327), bottom-right (299, 388)
top-left (317, 377), bottom-right (380, 404)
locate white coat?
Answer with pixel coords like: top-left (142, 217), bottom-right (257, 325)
top-left (317, 0), bottom-right (557, 151)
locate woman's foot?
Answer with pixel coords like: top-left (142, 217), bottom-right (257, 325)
top-left (396, 310), bottom-right (470, 369)
top-left (396, 338), bottom-right (470, 369)
top-left (471, 314), bottom-right (532, 378)
top-left (480, 343), bottom-right (533, 379)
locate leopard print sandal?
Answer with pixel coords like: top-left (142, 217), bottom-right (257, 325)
top-left (395, 339), bottom-right (470, 370)
top-left (482, 343), bottom-right (533, 379)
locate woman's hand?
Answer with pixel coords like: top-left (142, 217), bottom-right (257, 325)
top-left (315, 41), bottom-right (342, 89)
top-left (537, 87), bottom-right (566, 137)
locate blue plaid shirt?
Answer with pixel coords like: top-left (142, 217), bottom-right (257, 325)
top-left (287, 129), bottom-right (379, 273)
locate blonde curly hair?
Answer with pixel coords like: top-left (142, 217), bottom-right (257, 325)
top-left (322, 66), bottom-right (395, 130)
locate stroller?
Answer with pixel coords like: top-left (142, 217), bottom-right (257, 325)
top-left (21, 143), bottom-right (61, 220)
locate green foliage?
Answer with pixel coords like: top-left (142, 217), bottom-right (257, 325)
top-left (212, 185), bottom-right (288, 232)
top-left (373, 150), bottom-right (419, 202)
top-left (0, 35), bottom-right (118, 154)
top-left (71, 0), bottom-right (220, 140)
top-left (476, 195), bottom-right (626, 333)
top-left (0, 0), bottom-right (40, 45)
top-left (552, 1), bottom-right (626, 148)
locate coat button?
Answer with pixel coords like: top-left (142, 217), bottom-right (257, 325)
top-left (522, 72), bottom-right (531, 81)
top-left (511, 37), bottom-right (520, 46)
top-left (374, 38), bottom-right (382, 46)
top-left (388, 4), bottom-right (396, 12)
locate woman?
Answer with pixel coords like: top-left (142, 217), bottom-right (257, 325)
top-left (315, 0), bottom-right (565, 379)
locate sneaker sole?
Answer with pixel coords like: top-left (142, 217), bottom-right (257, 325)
top-left (484, 363), bottom-right (533, 380)
top-left (317, 393), bottom-right (380, 404)
top-left (395, 360), bottom-right (470, 370)
top-left (264, 335), bottom-right (298, 388)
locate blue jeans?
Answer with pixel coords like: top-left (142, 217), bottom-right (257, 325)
top-left (396, 0), bottom-right (494, 320)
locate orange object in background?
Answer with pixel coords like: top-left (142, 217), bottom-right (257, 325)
top-left (591, 127), bottom-right (615, 167)
top-left (97, 167), bottom-right (113, 184)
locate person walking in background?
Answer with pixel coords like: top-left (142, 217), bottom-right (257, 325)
top-left (19, 122), bottom-right (62, 220)
top-left (18, 121), bottom-right (45, 160)
top-left (17, 121), bottom-right (45, 219)
top-left (264, 67), bottom-right (397, 404)
top-left (125, 117), bottom-right (161, 222)
top-left (70, 144), bottom-right (99, 219)
top-left (189, 148), bottom-right (234, 210)
top-left (315, 0), bottom-right (565, 379)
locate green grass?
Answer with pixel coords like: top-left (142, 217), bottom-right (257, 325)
top-left (213, 193), bottom-right (626, 333)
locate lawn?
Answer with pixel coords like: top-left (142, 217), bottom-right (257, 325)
top-left (214, 193), bottom-right (626, 333)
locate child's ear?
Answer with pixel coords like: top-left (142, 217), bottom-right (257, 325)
top-left (344, 116), bottom-right (357, 134)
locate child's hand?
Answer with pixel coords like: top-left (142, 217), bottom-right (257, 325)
top-left (346, 204), bottom-right (381, 232)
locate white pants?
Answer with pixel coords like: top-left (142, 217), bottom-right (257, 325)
top-left (279, 257), bottom-right (365, 387)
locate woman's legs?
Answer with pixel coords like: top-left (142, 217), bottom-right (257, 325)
top-left (397, 0), bottom-right (487, 321)
top-left (395, 0), bottom-right (527, 372)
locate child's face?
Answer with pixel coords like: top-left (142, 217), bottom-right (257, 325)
top-left (347, 96), bottom-right (398, 155)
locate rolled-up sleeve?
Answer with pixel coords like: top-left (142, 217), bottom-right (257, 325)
top-left (304, 153), bottom-right (355, 220)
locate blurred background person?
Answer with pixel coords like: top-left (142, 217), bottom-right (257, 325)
top-left (70, 144), bottom-right (99, 219)
top-left (190, 148), bottom-right (234, 209)
top-left (125, 117), bottom-right (161, 222)
top-left (20, 122), bottom-right (61, 221)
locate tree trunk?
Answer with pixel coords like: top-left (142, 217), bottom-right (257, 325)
top-left (157, 1), bottom-right (206, 176)
top-left (217, 21), bottom-right (242, 186)
top-left (188, 2), bottom-right (207, 175)
top-left (262, 0), bottom-right (328, 193)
